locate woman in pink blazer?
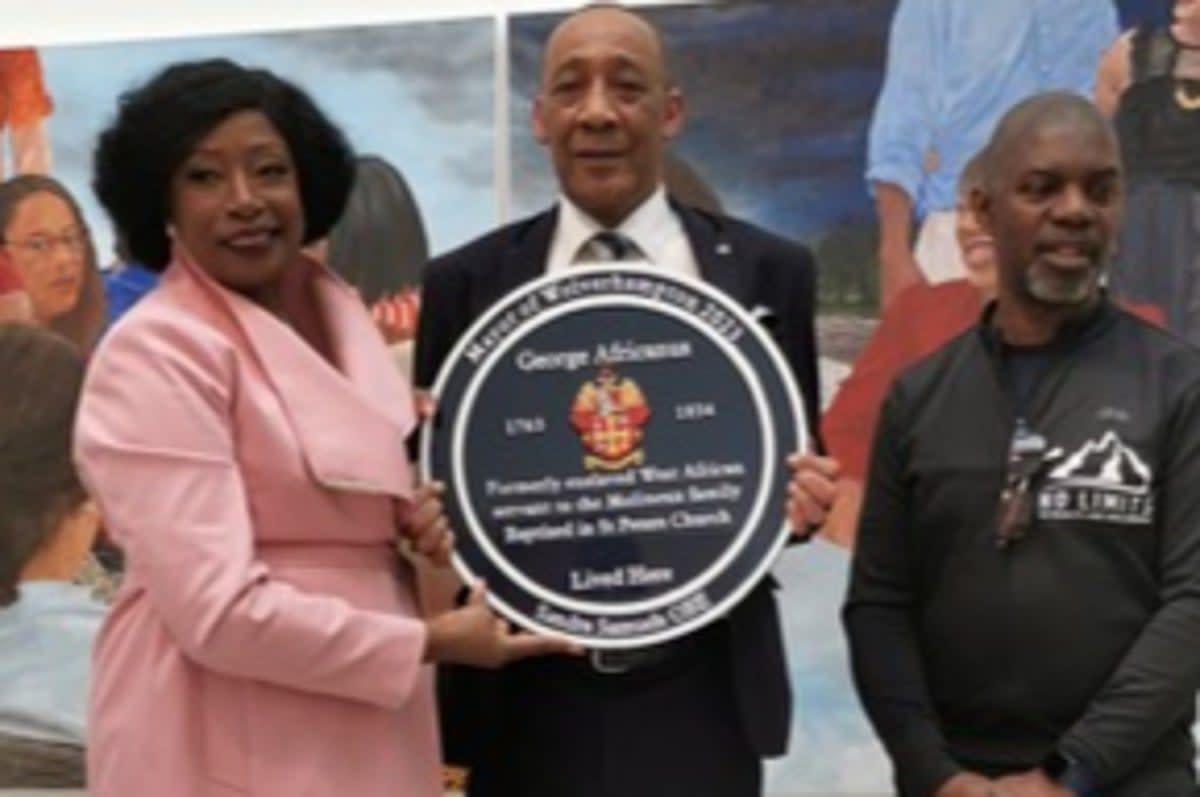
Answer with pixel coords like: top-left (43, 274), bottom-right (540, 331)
top-left (74, 60), bottom-right (571, 797)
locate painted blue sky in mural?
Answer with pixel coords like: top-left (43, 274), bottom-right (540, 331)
top-left (37, 19), bottom-right (496, 265)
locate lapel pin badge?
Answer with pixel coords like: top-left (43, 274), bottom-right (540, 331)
top-left (750, 305), bottom-right (771, 319)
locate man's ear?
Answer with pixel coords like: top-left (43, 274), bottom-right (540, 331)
top-left (532, 95), bottom-right (549, 146)
top-left (662, 86), bottom-right (685, 141)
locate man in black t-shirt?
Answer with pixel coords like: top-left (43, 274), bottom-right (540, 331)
top-left (792, 92), bottom-right (1200, 797)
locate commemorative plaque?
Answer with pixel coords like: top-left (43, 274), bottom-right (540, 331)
top-left (421, 265), bottom-right (807, 648)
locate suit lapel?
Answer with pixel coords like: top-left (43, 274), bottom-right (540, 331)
top-left (173, 256), bottom-right (415, 499)
top-left (676, 202), bottom-right (753, 306)
top-left (484, 207), bottom-right (559, 306)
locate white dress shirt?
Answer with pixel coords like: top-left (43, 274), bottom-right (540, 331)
top-left (545, 186), bottom-right (701, 280)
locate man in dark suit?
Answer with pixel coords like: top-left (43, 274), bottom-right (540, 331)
top-left (415, 5), bottom-right (821, 795)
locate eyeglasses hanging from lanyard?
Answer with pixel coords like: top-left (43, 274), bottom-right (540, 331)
top-left (994, 418), bottom-right (1064, 549)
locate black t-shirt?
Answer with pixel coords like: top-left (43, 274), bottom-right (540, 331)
top-left (844, 299), bottom-right (1200, 796)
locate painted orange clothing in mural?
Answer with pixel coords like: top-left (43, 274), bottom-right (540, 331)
top-left (0, 49), bottom-right (53, 127)
top-left (823, 280), bottom-right (982, 483)
top-left (369, 288), bottom-right (420, 344)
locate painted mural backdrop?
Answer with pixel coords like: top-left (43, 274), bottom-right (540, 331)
top-left (0, 0), bottom-right (1177, 793)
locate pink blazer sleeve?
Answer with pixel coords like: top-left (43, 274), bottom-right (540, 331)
top-left (74, 317), bottom-right (428, 710)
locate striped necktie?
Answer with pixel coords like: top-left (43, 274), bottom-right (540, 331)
top-left (582, 231), bottom-right (640, 262)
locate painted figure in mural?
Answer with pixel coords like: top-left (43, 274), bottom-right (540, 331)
top-left (0, 324), bottom-right (102, 770)
top-left (800, 92), bottom-right (1200, 797)
top-left (818, 152), bottom-right (995, 548)
top-left (75, 59), bottom-right (573, 797)
top-left (101, 233), bottom-right (158, 331)
top-left (1097, 0), bottom-right (1200, 342)
top-left (868, 0), bottom-right (1117, 309)
top-left (416, 6), bottom-right (821, 796)
top-left (0, 175), bottom-right (105, 352)
top-left (319, 153), bottom-right (428, 374)
top-left (326, 154), bottom-right (428, 304)
top-left (0, 48), bottom-right (53, 179)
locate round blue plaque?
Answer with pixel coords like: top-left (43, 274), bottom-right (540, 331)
top-left (421, 266), bottom-right (807, 648)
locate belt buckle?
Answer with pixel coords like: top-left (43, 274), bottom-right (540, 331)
top-left (588, 648), bottom-right (634, 675)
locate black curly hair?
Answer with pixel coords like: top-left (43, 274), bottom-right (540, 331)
top-left (92, 58), bottom-right (355, 271)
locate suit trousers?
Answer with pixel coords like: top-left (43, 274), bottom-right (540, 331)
top-left (465, 624), bottom-right (761, 797)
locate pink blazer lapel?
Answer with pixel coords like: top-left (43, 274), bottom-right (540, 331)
top-left (170, 254), bottom-right (416, 500)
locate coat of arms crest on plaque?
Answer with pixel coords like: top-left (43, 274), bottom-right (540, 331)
top-left (569, 364), bottom-right (651, 470)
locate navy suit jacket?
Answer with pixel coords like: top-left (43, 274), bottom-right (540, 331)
top-left (415, 201), bottom-right (821, 762)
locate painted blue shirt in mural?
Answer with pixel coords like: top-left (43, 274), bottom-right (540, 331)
top-left (866, 0), bottom-right (1118, 218)
top-left (0, 581), bottom-right (104, 745)
top-left (102, 262), bottom-right (158, 330)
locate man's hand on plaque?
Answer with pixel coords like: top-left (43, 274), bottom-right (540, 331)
top-left (423, 580), bottom-right (585, 667)
top-left (991, 771), bottom-right (1075, 797)
top-left (397, 481), bottom-right (455, 568)
top-left (412, 388), bottom-right (436, 422)
top-left (786, 452), bottom-right (841, 540)
top-left (933, 772), bottom-right (998, 797)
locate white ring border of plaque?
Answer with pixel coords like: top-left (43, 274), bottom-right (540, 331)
top-left (420, 264), bottom-right (809, 648)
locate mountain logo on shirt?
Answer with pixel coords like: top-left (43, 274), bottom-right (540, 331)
top-left (1047, 430), bottom-right (1152, 493)
top-left (1037, 430), bottom-right (1154, 526)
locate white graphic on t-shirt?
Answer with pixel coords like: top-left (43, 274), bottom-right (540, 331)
top-left (1048, 430), bottom-right (1151, 494)
top-left (1038, 430), bottom-right (1154, 526)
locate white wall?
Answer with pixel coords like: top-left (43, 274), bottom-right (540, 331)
top-left (0, 0), bottom-right (702, 47)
